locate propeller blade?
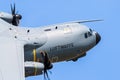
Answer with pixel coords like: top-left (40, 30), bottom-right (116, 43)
top-left (40, 51), bottom-right (52, 80)
top-left (10, 4), bottom-right (12, 14)
top-left (44, 69), bottom-right (50, 80)
top-left (13, 3), bottom-right (16, 15)
top-left (10, 4), bottom-right (15, 15)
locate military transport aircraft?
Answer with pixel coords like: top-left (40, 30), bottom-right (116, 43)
top-left (0, 4), bottom-right (101, 80)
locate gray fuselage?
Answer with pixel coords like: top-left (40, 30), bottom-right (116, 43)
top-left (24, 22), bottom-right (99, 63)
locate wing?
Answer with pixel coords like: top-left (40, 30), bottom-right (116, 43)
top-left (0, 37), bottom-right (25, 80)
top-left (0, 18), bottom-right (12, 31)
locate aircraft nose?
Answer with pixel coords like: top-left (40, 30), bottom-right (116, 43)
top-left (95, 32), bottom-right (101, 44)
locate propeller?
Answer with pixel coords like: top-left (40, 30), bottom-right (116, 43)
top-left (11, 4), bottom-right (22, 26)
top-left (40, 51), bottom-right (53, 80)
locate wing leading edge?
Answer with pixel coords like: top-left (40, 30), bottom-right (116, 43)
top-left (0, 37), bottom-right (25, 80)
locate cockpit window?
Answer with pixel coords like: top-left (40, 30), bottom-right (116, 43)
top-left (84, 33), bottom-right (88, 38)
top-left (89, 28), bottom-right (92, 32)
top-left (88, 31), bottom-right (92, 36)
top-left (84, 31), bottom-right (92, 39)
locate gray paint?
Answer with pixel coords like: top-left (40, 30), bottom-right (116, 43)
top-left (0, 13), bottom-right (101, 79)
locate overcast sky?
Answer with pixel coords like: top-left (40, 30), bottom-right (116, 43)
top-left (0, 0), bottom-right (120, 80)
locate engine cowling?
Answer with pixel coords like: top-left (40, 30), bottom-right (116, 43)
top-left (25, 61), bottom-right (44, 77)
top-left (25, 61), bottom-right (53, 77)
top-left (0, 12), bottom-right (13, 23)
top-left (0, 11), bottom-right (22, 26)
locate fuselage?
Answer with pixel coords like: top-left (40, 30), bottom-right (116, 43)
top-left (2, 20), bottom-right (101, 63)
top-left (0, 18), bottom-right (101, 77)
top-left (23, 22), bottom-right (100, 63)
top-left (0, 11), bottom-right (101, 78)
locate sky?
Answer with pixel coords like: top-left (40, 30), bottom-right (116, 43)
top-left (0, 0), bottom-right (120, 80)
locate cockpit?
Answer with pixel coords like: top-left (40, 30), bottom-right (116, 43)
top-left (84, 28), bottom-right (93, 38)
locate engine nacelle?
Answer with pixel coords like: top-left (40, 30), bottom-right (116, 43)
top-left (0, 12), bottom-right (13, 23)
top-left (25, 61), bottom-right (44, 77)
